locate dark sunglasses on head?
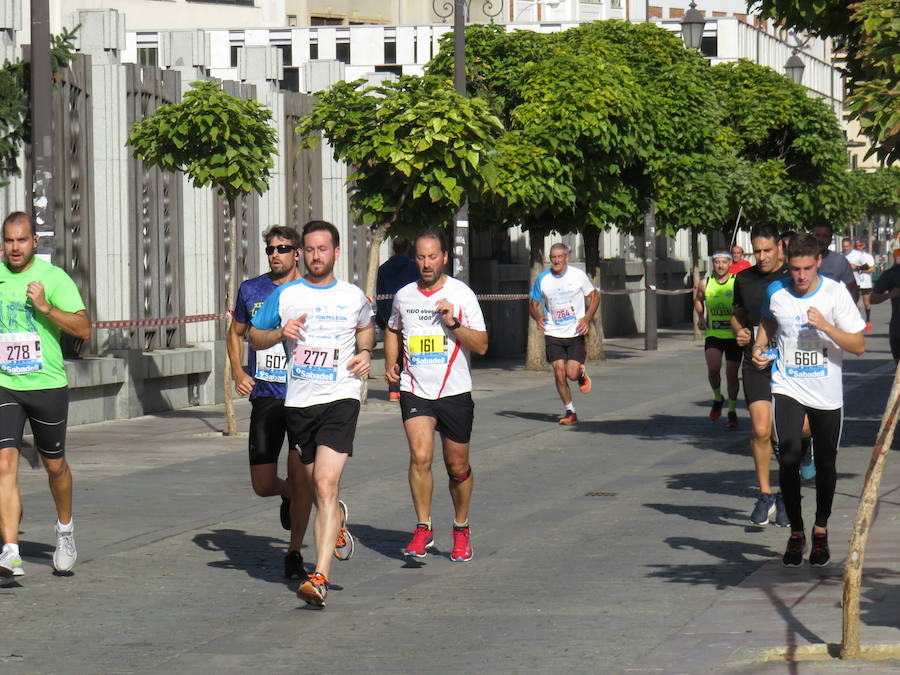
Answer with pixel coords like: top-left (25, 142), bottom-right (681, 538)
top-left (266, 244), bottom-right (296, 255)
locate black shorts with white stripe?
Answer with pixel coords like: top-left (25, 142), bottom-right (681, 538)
top-left (0, 385), bottom-right (69, 458)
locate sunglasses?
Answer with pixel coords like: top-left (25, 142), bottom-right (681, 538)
top-left (266, 244), bottom-right (297, 255)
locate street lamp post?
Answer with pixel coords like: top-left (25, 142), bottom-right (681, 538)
top-left (680, 0), bottom-right (706, 51)
top-left (784, 50), bottom-right (805, 85)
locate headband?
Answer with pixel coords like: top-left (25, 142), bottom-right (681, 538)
top-left (712, 253), bottom-right (732, 260)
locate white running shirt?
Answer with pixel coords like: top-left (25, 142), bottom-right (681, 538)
top-left (251, 278), bottom-right (373, 407)
top-left (530, 266), bottom-right (596, 338)
top-left (844, 249), bottom-right (875, 289)
top-left (388, 277), bottom-right (486, 400)
top-left (762, 275), bottom-right (865, 410)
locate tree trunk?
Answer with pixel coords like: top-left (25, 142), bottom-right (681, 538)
top-left (583, 226), bottom-right (605, 361)
top-left (526, 225), bottom-right (546, 371)
top-left (841, 363), bottom-right (900, 659)
top-left (691, 228), bottom-right (702, 341)
top-left (223, 197), bottom-right (239, 437)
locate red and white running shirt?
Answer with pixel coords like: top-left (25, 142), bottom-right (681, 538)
top-left (388, 277), bottom-right (486, 400)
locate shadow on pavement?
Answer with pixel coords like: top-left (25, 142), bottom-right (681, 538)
top-left (18, 539), bottom-right (55, 561)
top-left (644, 503), bottom-right (753, 527)
top-left (192, 528), bottom-right (293, 585)
top-left (857, 570), bottom-right (900, 631)
top-left (495, 410), bottom-right (560, 423)
top-left (350, 523), bottom-right (418, 563)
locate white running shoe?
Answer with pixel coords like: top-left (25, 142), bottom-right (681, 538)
top-left (53, 524), bottom-right (77, 572)
top-left (0, 548), bottom-right (24, 577)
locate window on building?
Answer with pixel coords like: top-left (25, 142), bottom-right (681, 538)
top-left (700, 36), bottom-right (717, 57)
top-left (384, 41), bottom-right (396, 65)
top-left (375, 65), bottom-right (402, 77)
top-left (309, 42), bottom-right (318, 60)
top-left (280, 67), bottom-right (300, 92)
top-left (336, 42), bottom-right (350, 64)
top-left (137, 47), bottom-right (158, 67)
top-left (311, 16), bottom-right (343, 26)
top-left (287, 14), bottom-right (298, 26)
top-left (230, 45), bottom-right (242, 68)
top-left (276, 44), bottom-right (292, 67)
top-left (610, 0), bottom-right (622, 8)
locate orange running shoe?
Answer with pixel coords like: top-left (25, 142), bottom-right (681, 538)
top-left (334, 499), bottom-right (354, 561)
top-left (578, 371), bottom-right (592, 394)
top-left (389, 391), bottom-right (401, 402)
top-left (559, 411), bottom-right (578, 425)
top-left (298, 572), bottom-right (328, 606)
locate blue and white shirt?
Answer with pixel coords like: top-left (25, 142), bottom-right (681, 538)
top-left (233, 274), bottom-right (288, 400)
top-left (251, 278), bottom-right (373, 408)
top-left (530, 265), bottom-right (596, 338)
top-left (762, 275), bottom-right (865, 410)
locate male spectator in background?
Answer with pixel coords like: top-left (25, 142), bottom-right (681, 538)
top-left (729, 245), bottom-right (752, 275)
top-left (811, 219), bottom-right (858, 302)
top-left (376, 238), bottom-right (419, 402)
top-left (872, 264), bottom-right (900, 363)
top-left (0, 212), bottom-right (91, 578)
top-left (844, 239), bottom-right (876, 332)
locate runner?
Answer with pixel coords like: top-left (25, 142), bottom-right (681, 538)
top-left (811, 218), bottom-right (858, 301)
top-left (528, 243), bottom-right (599, 425)
top-left (729, 245), bottom-right (752, 275)
top-left (871, 264), bottom-right (900, 363)
top-left (844, 239), bottom-right (875, 332)
top-left (752, 233), bottom-right (865, 567)
top-left (249, 220), bottom-right (374, 607)
top-left (375, 238), bottom-right (418, 402)
top-left (227, 225), bottom-right (318, 581)
top-left (731, 224), bottom-right (791, 526)
top-left (385, 230), bottom-right (488, 563)
top-left (0, 211), bottom-right (91, 577)
top-left (694, 248), bottom-right (741, 428)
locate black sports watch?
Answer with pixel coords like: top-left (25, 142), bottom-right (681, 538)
top-left (447, 318), bottom-right (462, 330)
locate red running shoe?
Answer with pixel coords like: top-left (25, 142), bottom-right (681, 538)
top-left (578, 371), bottom-right (592, 394)
top-left (865, 321), bottom-right (872, 333)
top-left (450, 525), bottom-right (473, 562)
top-left (559, 411), bottom-right (578, 425)
top-left (726, 411), bottom-right (738, 429)
top-left (389, 391), bottom-right (401, 402)
top-left (709, 400), bottom-right (724, 421)
top-left (403, 524), bottom-right (434, 558)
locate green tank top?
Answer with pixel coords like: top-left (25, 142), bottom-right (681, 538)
top-left (704, 275), bottom-right (735, 339)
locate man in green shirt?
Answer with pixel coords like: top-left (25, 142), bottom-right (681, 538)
top-left (0, 212), bottom-right (91, 578)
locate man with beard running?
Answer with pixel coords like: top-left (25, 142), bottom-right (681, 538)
top-left (385, 231), bottom-right (488, 562)
top-left (249, 221), bottom-right (374, 607)
top-left (731, 224), bottom-right (792, 526)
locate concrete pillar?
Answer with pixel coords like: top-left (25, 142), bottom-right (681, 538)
top-left (73, 9), bottom-right (131, 351)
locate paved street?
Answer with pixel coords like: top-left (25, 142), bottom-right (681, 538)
top-left (3, 304), bottom-right (900, 673)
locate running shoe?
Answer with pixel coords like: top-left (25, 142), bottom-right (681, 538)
top-left (403, 523), bottom-right (434, 558)
top-left (280, 495), bottom-right (291, 531)
top-left (559, 411), bottom-right (578, 425)
top-left (53, 524), bottom-right (77, 573)
top-left (809, 531), bottom-right (830, 567)
top-left (750, 493), bottom-right (776, 525)
top-left (0, 548), bottom-right (24, 577)
top-left (450, 525), bottom-right (473, 562)
top-left (578, 371), bottom-right (592, 394)
top-left (799, 439), bottom-right (816, 481)
top-left (865, 321), bottom-right (872, 333)
top-left (726, 411), bottom-right (738, 429)
top-left (334, 499), bottom-right (355, 561)
top-left (709, 400), bottom-right (724, 421)
top-left (773, 493), bottom-right (790, 528)
top-left (297, 572), bottom-right (328, 607)
top-left (783, 532), bottom-right (806, 567)
top-left (389, 391), bottom-right (401, 402)
top-left (284, 550), bottom-right (307, 581)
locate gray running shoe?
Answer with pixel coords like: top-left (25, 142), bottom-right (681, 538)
top-left (750, 493), bottom-right (776, 525)
top-left (773, 493), bottom-right (790, 527)
top-left (0, 548), bottom-right (24, 577)
top-left (53, 524), bottom-right (77, 573)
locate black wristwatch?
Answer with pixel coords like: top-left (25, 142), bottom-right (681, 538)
top-left (447, 318), bottom-right (461, 331)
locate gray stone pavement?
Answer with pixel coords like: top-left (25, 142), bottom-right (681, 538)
top-left (2, 304), bottom-right (900, 673)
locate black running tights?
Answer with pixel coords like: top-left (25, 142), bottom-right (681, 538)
top-left (772, 394), bottom-right (842, 532)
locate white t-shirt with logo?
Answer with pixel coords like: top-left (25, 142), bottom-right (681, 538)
top-left (844, 249), bottom-right (875, 289)
top-left (251, 278), bottom-right (373, 408)
top-left (530, 266), bottom-right (596, 338)
top-left (388, 277), bottom-right (486, 400)
top-left (762, 275), bottom-right (865, 410)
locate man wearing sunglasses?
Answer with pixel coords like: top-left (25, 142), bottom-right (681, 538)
top-left (227, 226), bottom-right (313, 581)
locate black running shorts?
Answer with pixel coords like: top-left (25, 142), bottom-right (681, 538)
top-left (544, 335), bottom-right (586, 365)
top-left (0, 386), bottom-right (69, 458)
top-left (248, 396), bottom-right (287, 466)
top-left (742, 362), bottom-right (773, 405)
top-left (399, 391), bottom-right (475, 444)
top-left (285, 398), bottom-right (361, 465)
top-left (704, 336), bottom-right (743, 363)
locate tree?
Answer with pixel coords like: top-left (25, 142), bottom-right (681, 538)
top-left (0, 66), bottom-right (27, 186)
top-left (753, 0), bottom-right (900, 164)
top-left (295, 77), bottom-right (503, 301)
top-left (127, 80), bottom-right (277, 436)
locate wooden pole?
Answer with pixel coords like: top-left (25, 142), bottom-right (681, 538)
top-left (841, 362), bottom-right (900, 659)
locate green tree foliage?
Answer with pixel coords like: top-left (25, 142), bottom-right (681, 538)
top-left (0, 66), bottom-right (28, 186)
top-left (127, 80), bottom-right (277, 437)
top-left (754, 0), bottom-right (900, 163)
top-left (294, 76), bottom-right (503, 298)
